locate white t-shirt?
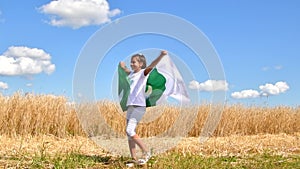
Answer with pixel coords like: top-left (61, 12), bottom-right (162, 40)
top-left (126, 69), bottom-right (149, 107)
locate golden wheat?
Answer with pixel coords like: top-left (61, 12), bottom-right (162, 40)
top-left (0, 92), bottom-right (299, 138)
top-left (0, 92), bottom-right (84, 137)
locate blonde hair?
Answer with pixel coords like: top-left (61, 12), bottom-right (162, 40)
top-left (132, 53), bottom-right (147, 69)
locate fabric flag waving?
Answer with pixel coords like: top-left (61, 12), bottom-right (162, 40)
top-left (118, 64), bottom-right (131, 111)
top-left (118, 55), bottom-right (190, 111)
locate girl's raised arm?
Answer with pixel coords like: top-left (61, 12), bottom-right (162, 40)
top-left (144, 50), bottom-right (167, 76)
top-left (119, 61), bottom-right (131, 75)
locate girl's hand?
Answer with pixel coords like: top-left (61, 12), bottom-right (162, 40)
top-left (119, 61), bottom-right (126, 68)
top-left (119, 61), bottom-right (131, 75)
top-left (161, 50), bottom-right (168, 56)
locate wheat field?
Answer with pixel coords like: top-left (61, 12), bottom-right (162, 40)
top-left (0, 92), bottom-right (299, 138)
top-left (0, 92), bottom-right (299, 167)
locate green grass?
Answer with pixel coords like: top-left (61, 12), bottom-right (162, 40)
top-left (155, 152), bottom-right (300, 169)
top-left (1, 152), bottom-right (300, 169)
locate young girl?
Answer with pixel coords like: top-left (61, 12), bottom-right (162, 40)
top-left (119, 50), bottom-right (167, 164)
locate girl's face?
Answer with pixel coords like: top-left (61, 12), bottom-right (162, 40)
top-left (130, 56), bottom-right (143, 72)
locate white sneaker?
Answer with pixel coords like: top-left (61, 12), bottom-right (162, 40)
top-left (138, 152), bottom-right (152, 165)
top-left (126, 163), bottom-right (135, 167)
top-left (144, 152), bottom-right (152, 161)
top-left (137, 152), bottom-right (152, 165)
top-left (137, 158), bottom-right (147, 165)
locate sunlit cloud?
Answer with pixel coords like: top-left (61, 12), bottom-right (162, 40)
top-left (0, 46), bottom-right (55, 76)
top-left (259, 81), bottom-right (289, 96)
top-left (189, 80), bottom-right (228, 91)
top-left (39, 0), bottom-right (121, 29)
top-left (0, 81), bottom-right (8, 90)
top-left (231, 89), bottom-right (260, 99)
top-left (231, 81), bottom-right (289, 99)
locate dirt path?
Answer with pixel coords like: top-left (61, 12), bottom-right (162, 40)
top-left (0, 133), bottom-right (299, 159)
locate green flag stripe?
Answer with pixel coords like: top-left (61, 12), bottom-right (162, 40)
top-left (118, 65), bottom-right (130, 111)
top-left (146, 68), bottom-right (166, 107)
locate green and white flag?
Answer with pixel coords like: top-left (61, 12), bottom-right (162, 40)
top-left (118, 55), bottom-right (190, 111)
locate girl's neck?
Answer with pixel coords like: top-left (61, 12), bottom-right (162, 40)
top-left (133, 68), bottom-right (142, 73)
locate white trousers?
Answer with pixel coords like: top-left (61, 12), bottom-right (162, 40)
top-left (126, 106), bottom-right (146, 137)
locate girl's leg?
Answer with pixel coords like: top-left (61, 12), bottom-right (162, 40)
top-left (126, 106), bottom-right (150, 159)
top-left (132, 135), bottom-right (151, 165)
top-left (131, 134), bottom-right (148, 153)
top-left (126, 106), bottom-right (139, 160)
top-left (128, 139), bottom-right (137, 160)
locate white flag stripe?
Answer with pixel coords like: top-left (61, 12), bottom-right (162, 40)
top-left (155, 55), bottom-right (190, 104)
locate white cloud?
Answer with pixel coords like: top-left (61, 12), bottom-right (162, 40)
top-left (0, 81), bottom-right (8, 90)
top-left (189, 80), bottom-right (228, 91)
top-left (262, 65), bottom-right (283, 71)
top-left (26, 83), bottom-right (33, 87)
top-left (262, 66), bottom-right (270, 71)
top-left (274, 65), bottom-right (283, 70)
top-left (0, 10), bottom-right (4, 23)
top-left (231, 81), bottom-right (289, 99)
top-left (39, 0), bottom-right (121, 29)
top-left (0, 46), bottom-right (55, 76)
top-left (231, 89), bottom-right (260, 99)
top-left (259, 81), bottom-right (289, 96)
top-left (4, 46), bottom-right (51, 60)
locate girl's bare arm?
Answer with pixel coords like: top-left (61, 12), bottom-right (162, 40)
top-left (119, 61), bottom-right (131, 75)
top-left (144, 50), bottom-right (167, 76)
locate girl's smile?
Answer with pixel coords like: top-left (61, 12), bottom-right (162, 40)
top-left (130, 57), bottom-right (143, 72)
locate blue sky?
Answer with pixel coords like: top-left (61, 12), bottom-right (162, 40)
top-left (0, 0), bottom-right (299, 107)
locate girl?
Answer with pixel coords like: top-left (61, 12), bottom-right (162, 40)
top-left (119, 50), bottom-right (167, 164)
